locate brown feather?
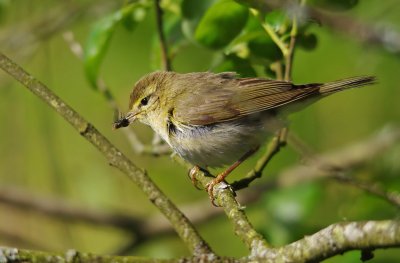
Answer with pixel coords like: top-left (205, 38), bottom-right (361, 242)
top-left (171, 73), bottom-right (375, 126)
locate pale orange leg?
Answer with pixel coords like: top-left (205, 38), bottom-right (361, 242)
top-left (206, 146), bottom-right (259, 205)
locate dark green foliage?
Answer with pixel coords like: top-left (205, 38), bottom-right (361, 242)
top-left (214, 54), bottom-right (256, 77)
top-left (194, 0), bottom-right (249, 49)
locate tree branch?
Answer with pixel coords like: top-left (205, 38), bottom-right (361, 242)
top-left (1, 220), bottom-right (399, 262)
top-left (268, 220), bottom-right (400, 262)
top-left (154, 0), bottom-right (172, 71)
top-left (0, 52), bottom-right (213, 256)
top-left (176, 158), bottom-right (271, 255)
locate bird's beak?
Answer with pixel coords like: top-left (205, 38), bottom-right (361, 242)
top-left (112, 110), bottom-right (138, 130)
top-left (125, 111), bottom-right (138, 123)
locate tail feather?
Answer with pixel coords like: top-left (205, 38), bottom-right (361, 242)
top-left (319, 76), bottom-right (376, 95)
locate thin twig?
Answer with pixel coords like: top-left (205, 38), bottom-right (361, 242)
top-left (277, 126), bottom-right (400, 207)
top-left (270, 61), bottom-right (283, 80)
top-left (0, 52), bottom-right (213, 256)
top-left (231, 133), bottom-right (285, 191)
top-left (63, 31), bottom-right (172, 155)
top-left (284, 16), bottom-right (297, 81)
top-left (250, 9), bottom-right (289, 57)
top-left (333, 173), bottom-right (400, 208)
top-left (62, 31), bottom-right (147, 154)
top-left (244, 0), bottom-right (400, 54)
top-left (154, 0), bottom-right (172, 71)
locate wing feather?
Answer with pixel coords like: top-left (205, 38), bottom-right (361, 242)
top-left (173, 73), bottom-right (321, 125)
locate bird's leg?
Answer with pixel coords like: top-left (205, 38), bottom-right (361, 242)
top-left (206, 146), bottom-right (259, 205)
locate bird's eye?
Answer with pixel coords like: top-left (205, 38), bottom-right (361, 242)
top-left (140, 96), bottom-right (149, 106)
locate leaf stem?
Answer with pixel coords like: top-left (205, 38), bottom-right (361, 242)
top-left (250, 8), bottom-right (289, 57)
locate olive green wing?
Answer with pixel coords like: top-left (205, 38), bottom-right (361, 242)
top-left (172, 73), bottom-right (322, 126)
top-left (173, 72), bottom-right (375, 126)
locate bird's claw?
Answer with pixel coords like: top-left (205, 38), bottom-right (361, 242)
top-left (206, 180), bottom-right (235, 207)
top-left (206, 180), bottom-right (219, 207)
top-left (188, 166), bottom-right (202, 190)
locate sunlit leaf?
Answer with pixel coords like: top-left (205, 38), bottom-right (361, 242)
top-left (83, 3), bottom-right (147, 89)
top-left (194, 0), bottom-right (249, 49)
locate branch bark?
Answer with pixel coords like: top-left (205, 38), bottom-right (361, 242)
top-left (268, 220), bottom-right (400, 262)
top-left (1, 220), bottom-right (399, 262)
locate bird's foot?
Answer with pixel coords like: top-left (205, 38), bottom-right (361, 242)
top-left (188, 165), bottom-right (202, 190)
top-left (205, 176), bottom-right (231, 207)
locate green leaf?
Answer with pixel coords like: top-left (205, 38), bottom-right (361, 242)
top-left (214, 54), bottom-right (257, 77)
top-left (0, 0), bottom-right (10, 23)
top-left (83, 3), bottom-right (147, 89)
top-left (181, 0), bottom-right (216, 40)
top-left (194, 0), bottom-right (249, 50)
top-left (265, 10), bottom-right (288, 32)
top-left (122, 6), bottom-right (147, 31)
top-left (297, 32), bottom-right (318, 51)
top-left (248, 32), bottom-right (282, 61)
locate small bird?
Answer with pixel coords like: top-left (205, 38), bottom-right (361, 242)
top-left (114, 71), bottom-right (375, 202)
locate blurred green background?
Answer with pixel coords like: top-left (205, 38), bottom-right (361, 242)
top-left (0, 0), bottom-right (399, 262)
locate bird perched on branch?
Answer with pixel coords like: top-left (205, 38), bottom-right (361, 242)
top-left (114, 71), bottom-right (375, 204)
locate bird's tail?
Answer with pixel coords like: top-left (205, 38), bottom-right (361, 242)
top-left (318, 76), bottom-right (376, 95)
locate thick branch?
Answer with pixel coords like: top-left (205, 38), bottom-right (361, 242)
top-left (268, 220), bottom-right (400, 262)
top-left (0, 247), bottom-right (207, 263)
top-left (1, 220), bottom-right (399, 262)
top-left (0, 52), bottom-right (212, 256)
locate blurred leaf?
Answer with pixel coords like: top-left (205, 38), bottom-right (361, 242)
top-left (122, 6), bottom-right (147, 31)
top-left (165, 15), bottom-right (187, 51)
top-left (264, 65), bottom-right (277, 79)
top-left (181, 0), bottom-right (216, 40)
top-left (235, 0), bottom-right (268, 11)
top-left (308, 0), bottom-right (359, 11)
top-left (248, 32), bottom-right (282, 61)
top-left (194, 0), bottom-right (249, 49)
top-left (297, 32), bottom-right (318, 51)
top-left (214, 54), bottom-right (257, 77)
top-left (0, 0), bottom-right (9, 23)
top-left (83, 3), bottom-right (147, 89)
top-left (264, 183), bottom-right (321, 224)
